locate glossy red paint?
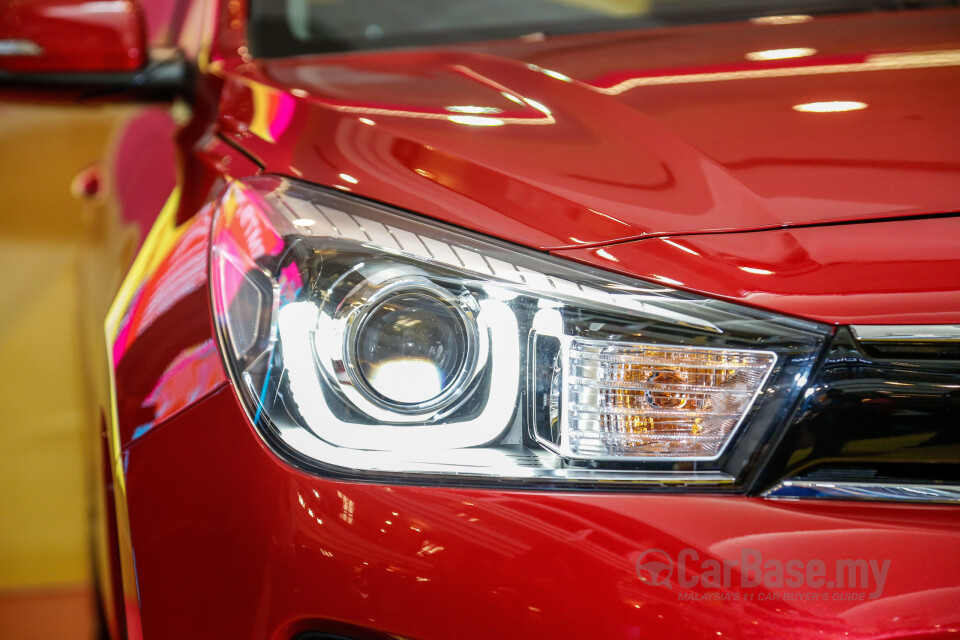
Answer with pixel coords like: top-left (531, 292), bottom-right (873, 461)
top-left (108, 134), bottom-right (259, 450)
top-left (123, 387), bottom-right (960, 639)
top-left (215, 9), bottom-right (960, 250)
top-left (555, 215), bottom-right (960, 325)
top-left (111, 108), bottom-right (178, 236)
top-left (0, 0), bottom-right (146, 73)
top-left (20, 2), bottom-right (954, 639)
top-left (110, 203), bottom-right (227, 449)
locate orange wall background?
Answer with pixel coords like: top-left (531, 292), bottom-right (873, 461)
top-left (0, 103), bottom-right (136, 638)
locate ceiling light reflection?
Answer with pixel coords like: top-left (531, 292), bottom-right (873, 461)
top-left (750, 15), bottom-right (813, 25)
top-left (447, 115), bottom-right (505, 127)
top-left (649, 274), bottom-right (684, 286)
top-left (793, 101), bottom-right (867, 113)
top-left (661, 238), bottom-right (701, 256)
top-left (524, 99), bottom-right (552, 115)
top-left (596, 50), bottom-right (960, 94)
top-left (596, 249), bottom-right (619, 263)
top-left (445, 105), bottom-right (503, 114)
top-left (541, 69), bottom-right (573, 82)
top-left (746, 47), bottom-right (816, 61)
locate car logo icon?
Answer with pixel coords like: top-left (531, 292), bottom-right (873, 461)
top-left (636, 549), bottom-right (674, 586)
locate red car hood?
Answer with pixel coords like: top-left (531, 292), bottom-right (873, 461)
top-left (220, 9), bottom-right (960, 250)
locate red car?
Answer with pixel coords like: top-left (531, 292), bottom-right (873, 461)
top-left (3, 1), bottom-right (959, 638)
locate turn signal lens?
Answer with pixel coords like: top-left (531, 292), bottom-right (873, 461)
top-left (561, 340), bottom-right (776, 459)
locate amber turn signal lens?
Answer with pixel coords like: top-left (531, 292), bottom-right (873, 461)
top-left (561, 340), bottom-right (777, 459)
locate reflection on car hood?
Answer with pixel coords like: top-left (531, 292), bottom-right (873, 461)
top-left (220, 9), bottom-right (960, 250)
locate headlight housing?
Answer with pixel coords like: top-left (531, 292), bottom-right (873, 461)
top-left (211, 176), bottom-right (830, 487)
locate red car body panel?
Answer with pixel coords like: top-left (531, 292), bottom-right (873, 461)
top-left (107, 130), bottom-right (264, 449)
top-left (123, 387), bottom-right (960, 640)
top-left (26, 1), bottom-right (954, 638)
top-left (217, 10), bottom-right (960, 251)
top-left (0, 0), bottom-right (147, 73)
top-left (555, 215), bottom-right (960, 325)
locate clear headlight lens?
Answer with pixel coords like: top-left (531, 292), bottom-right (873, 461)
top-left (211, 176), bottom-right (830, 485)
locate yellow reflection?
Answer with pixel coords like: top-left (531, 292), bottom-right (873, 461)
top-left (447, 115), bottom-right (505, 127)
top-left (338, 173), bottom-right (359, 184)
top-left (548, 0), bottom-right (652, 17)
top-left (746, 47), bottom-right (816, 61)
top-left (750, 15), bottom-right (813, 25)
top-left (793, 101), bottom-right (867, 113)
top-left (358, 117), bottom-right (376, 126)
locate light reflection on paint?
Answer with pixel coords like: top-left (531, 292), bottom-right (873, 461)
top-left (530, 65), bottom-right (573, 83)
top-left (277, 65), bottom-right (558, 127)
top-left (746, 48), bottom-right (816, 61)
top-left (661, 238), bottom-right (701, 256)
top-left (112, 206), bottom-right (215, 365)
top-left (139, 339), bottom-right (223, 432)
top-left (592, 49), bottom-right (960, 94)
top-left (248, 83), bottom-right (296, 142)
top-left (739, 266), bottom-right (776, 275)
top-left (649, 274), bottom-right (685, 286)
top-left (448, 115), bottom-right (505, 127)
top-left (524, 99), bottom-right (552, 115)
top-left (793, 101), bottom-right (867, 113)
top-left (750, 14), bottom-right (813, 25)
top-left (596, 248), bottom-right (619, 262)
top-left (445, 105), bottom-right (503, 114)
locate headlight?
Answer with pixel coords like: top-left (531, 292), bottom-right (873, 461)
top-left (210, 176), bottom-right (831, 487)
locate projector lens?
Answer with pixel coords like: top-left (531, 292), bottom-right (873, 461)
top-left (349, 285), bottom-right (477, 412)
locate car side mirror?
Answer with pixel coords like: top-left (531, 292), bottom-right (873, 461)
top-left (0, 0), bottom-right (188, 102)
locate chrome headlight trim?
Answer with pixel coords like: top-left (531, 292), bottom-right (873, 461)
top-left (764, 480), bottom-right (960, 504)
